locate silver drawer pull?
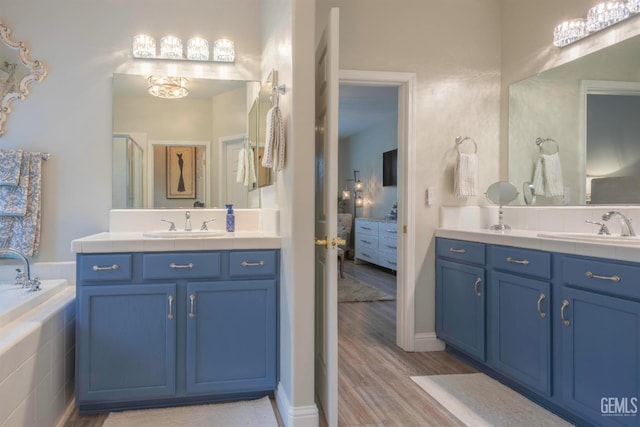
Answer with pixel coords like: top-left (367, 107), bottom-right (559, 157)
top-left (387, 260), bottom-right (397, 265)
top-left (241, 260), bottom-right (265, 267)
top-left (474, 277), bottom-right (482, 297)
top-left (361, 226), bottom-right (372, 230)
top-left (585, 271), bottom-right (621, 283)
top-left (506, 257), bottom-right (529, 265)
top-left (561, 299), bottom-right (570, 326)
top-left (168, 296), bottom-right (174, 320)
top-left (386, 229), bottom-right (397, 234)
top-left (449, 248), bottom-right (465, 254)
top-left (360, 239), bottom-right (372, 244)
top-left (361, 252), bottom-right (372, 258)
top-left (170, 262), bottom-right (194, 269)
top-left (92, 264), bottom-right (119, 272)
top-left (386, 245), bottom-right (398, 249)
top-left (189, 294), bottom-right (196, 319)
top-left (537, 293), bottom-right (546, 318)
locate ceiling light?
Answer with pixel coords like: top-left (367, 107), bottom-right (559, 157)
top-left (147, 76), bottom-right (189, 99)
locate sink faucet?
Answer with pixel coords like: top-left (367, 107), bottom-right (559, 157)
top-left (602, 211), bottom-right (636, 236)
top-left (185, 210), bottom-right (192, 231)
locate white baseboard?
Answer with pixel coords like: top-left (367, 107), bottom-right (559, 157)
top-left (276, 383), bottom-right (319, 427)
top-left (414, 332), bottom-right (445, 352)
top-left (56, 401), bottom-right (76, 427)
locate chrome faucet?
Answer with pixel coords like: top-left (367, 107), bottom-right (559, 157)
top-left (602, 211), bottom-right (636, 236)
top-left (185, 210), bottom-right (192, 231)
top-left (0, 248), bottom-right (40, 290)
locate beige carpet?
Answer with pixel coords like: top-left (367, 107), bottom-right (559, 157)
top-left (411, 373), bottom-right (574, 427)
top-left (102, 396), bottom-right (278, 427)
top-left (338, 274), bottom-right (395, 303)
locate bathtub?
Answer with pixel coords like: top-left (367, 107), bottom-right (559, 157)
top-left (0, 279), bottom-right (75, 427)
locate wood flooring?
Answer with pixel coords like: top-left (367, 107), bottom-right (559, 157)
top-left (64, 260), bottom-right (473, 427)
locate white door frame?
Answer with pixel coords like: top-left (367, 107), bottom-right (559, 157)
top-left (339, 69), bottom-right (417, 351)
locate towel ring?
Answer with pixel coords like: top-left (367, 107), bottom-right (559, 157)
top-left (455, 136), bottom-right (477, 154)
top-left (535, 137), bottom-right (559, 155)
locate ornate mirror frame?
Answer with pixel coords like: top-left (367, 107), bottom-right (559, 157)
top-left (0, 21), bottom-right (46, 137)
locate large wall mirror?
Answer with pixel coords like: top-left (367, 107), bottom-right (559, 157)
top-left (112, 73), bottom-right (273, 209)
top-left (0, 21), bottom-right (46, 137)
top-left (508, 31), bottom-right (640, 206)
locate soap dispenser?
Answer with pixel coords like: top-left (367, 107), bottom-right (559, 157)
top-left (225, 204), bottom-right (235, 232)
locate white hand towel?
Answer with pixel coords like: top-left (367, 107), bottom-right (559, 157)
top-left (532, 157), bottom-right (545, 196)
top-left (246, 147), bottom-right (256, 187)
top-left (454, 152), bottom-right (478, 198)
top-left (541, 153), bottom-right (563, 197)
top-left (236, 148), bottom-right (245, 184)
top-left (262, 105), bottom-right (285, 172)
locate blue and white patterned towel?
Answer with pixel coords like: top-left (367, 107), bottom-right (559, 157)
top-left (0, 149), bottom-right (23, 186)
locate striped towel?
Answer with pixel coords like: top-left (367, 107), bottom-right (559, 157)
top-left (454, 152), bottom-right (478, 198)
top-left (261, 105), bottom-right (285, 172)
top-left (532, 153), bottom-right (563, 197)
top-left (0, 149), bottom-right (23, 186)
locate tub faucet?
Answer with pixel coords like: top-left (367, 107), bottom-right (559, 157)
top-left (602, 211), bottom-right (636, 236)
top-left (185, 211), bottom-right (192, 231)
top-left (0, 248), bottom-right (32, 287)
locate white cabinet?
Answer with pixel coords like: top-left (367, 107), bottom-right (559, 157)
top-left (354, 219), bottom-right (397, 270)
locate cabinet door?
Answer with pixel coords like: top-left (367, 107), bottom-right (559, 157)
top-left (490, 272), bottom-right (551, 396)
top-left (77, 284), bottom-right (177, 402)
top-left (561, 287), bottom-right (640, 426)
top-left (436, 260), bottom-right (485, 361)
top-left (185, 280), bottom-right (277, 395)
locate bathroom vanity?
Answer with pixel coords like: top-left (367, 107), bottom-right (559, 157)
top-left (72, 210), bottom-right (281, 413)
top-left (435, 228), bottom-right (640, 427)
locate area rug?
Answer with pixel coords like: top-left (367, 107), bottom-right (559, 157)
top-left (102, 396), bottom-right (278, 427)
top-left (411, 373), bottom-right (573, 427)
top-left (338, 274), bottom-right (395, 303)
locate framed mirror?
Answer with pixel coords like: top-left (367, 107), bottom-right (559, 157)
top-left (112, 73), bottom-right (264, 209)
top-left (508, 31), bottom-right (640, 206)
top-left (0, 21), bottom-right (46, 136)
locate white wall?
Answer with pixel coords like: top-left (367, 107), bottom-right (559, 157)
top-left (0, 0), bottom-right (262, 262)
top-left (318, 0), bottom-right (502, 334)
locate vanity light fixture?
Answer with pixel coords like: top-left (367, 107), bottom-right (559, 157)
top-left (132, 34), bottom-right (234, 62)
top-left (147, 76), bottom-right (189, 99)
top-left (553, 0), bottom-right (639, 47)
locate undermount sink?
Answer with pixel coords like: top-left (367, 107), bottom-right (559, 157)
top-left (143, 230), bottom-right (227, 238)
top-left (537, 232), bottom-right (640, 245)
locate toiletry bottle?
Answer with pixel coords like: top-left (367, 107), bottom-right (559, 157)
top-left (225, 204), bottom-right (235, 232)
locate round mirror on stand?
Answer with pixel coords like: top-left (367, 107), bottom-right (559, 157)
top-left (486, 181), bottom-right (518, 231)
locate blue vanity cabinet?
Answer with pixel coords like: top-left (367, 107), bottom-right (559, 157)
top-left (489, 246), bottom-right (552, 396)
top-left (560, 256), bottom-right (640, 426)
top-left (435, 238), bottom-right (486, 361)
top-left (185, 279), bottom-right (277, 394)
top-left (76, 249), bottom-right (279, 413)
top-left (77, 283), bottom-right (177, 402)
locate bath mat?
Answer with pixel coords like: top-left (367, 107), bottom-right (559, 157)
top-left (102, 396), bottom-right (278, 427)
top-left (338, 274), bottom-right (395, 303)
top-left (410, 373), bottom-right (573, 427)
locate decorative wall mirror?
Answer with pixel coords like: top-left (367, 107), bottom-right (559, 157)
top-left (0, 21), bottom-right (46, 136)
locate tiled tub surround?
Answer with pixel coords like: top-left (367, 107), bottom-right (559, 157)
top-left (0, 283), bottom-right (75, 427)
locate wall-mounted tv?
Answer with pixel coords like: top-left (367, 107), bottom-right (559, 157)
top-left (383, 148), bottom-right (397, 187)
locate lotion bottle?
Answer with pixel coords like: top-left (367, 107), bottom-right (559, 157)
top-left (225, 204), bottom-right (235, 232)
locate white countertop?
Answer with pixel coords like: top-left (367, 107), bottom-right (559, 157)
top-left (71, 231), bottom-right (281, 254)
top-left (436, 228), bottom-right (640, 263)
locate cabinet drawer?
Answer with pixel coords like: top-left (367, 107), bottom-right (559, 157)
top-left (355, 248), bottom-right (377, 264)
top-left (356, 234), bottom-right (378, 252)
top-left (562, 256), bottom-right (640, 300)
top-left (229, 250), bottom-right (278, 277)
top-left (492, 246), bottom-right (550, 280)
top-left (436, 238), bottom-right (485, 265)
top-left (378, 253), bottom-right (398, 270)
top-left (78, 254), bottom-right (132, 282)
top-left (142, 252), bottom-right (221, 280)
top-left (379, 223), bottom-right (398, 240)
top-left (379, 237), bottom-right (398, 254)
top-left (355, 220), bottom-right (378, 236)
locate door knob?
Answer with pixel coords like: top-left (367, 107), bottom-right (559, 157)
top-left (315, 237), bottom-right (328, 248)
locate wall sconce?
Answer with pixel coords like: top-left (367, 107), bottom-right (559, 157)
top-left (341, 170), bottom-right (364, 216)
top-left (553, 1), bottom-right (639, 47)
top-left (132, 34), bottom-right (235, 62)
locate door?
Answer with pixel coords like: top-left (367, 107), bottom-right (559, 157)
top-left (315, 7), bottom-right (340, 427)
top-left (561, 287), bottom-right (640, 426)
top-left (76, 284), bottom-right (177, 402)
top-left (491, 272), bottom-right (551, 396)
top-left (185, 280), bottom-right (277, 395)
top-left (435, 259), bottom-right (485, 361)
